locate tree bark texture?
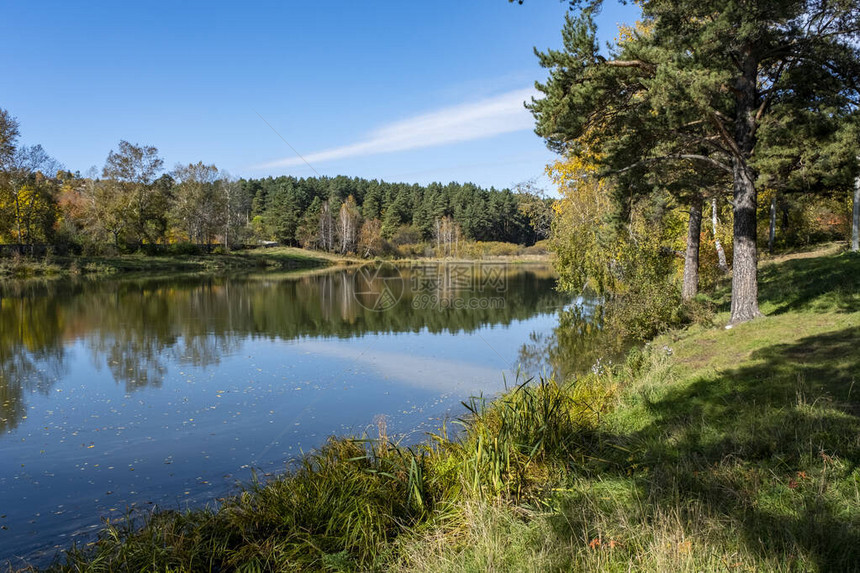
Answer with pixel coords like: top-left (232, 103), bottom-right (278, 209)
top-left (729, 50), bottom-right (763, 324)
top-left (682, 194), bottom-right (703, 301)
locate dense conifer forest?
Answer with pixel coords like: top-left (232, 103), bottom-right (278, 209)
top-left (0, 121), bottom-right (552, 257)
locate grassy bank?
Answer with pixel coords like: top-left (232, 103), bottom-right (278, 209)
top-left (0, 243), bottom-right (550, 281)
top-left (401, 245), bottom-right (860, 572)
top-left (389, 240), bottom-right (551, 261)
top-left (20, 244), bottom-right (860, 572)
top-left (0, 247), bottom-right (355, 279)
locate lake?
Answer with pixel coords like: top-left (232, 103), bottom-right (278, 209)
top-left (0, 262), bottom-right (604, 566)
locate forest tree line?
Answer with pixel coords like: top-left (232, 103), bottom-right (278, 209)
top-left (0, 111), bottom-right (552, 257)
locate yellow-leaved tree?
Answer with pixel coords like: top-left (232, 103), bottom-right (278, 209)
top-left (549, 150), bottom-right (690, 340)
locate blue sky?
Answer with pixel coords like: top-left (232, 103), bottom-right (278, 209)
top-left (1, 1), bottom-right (639, 190)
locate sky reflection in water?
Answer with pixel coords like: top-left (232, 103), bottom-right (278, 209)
top-left (0, 264), bottom-right (593, 565)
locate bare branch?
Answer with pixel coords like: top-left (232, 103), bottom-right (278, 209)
top-left (708, 113), bottom-right (744, 159)
top-left (755, 60), bottom-right (788, 124)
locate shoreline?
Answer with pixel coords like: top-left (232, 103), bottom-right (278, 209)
top-left (0, 247), bottom-right (351, 280)
top-left (11, 244), bottom-right (858, 571)
top-left (0, 247), bottom-right (552, 282)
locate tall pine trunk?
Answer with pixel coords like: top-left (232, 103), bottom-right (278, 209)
top-left (682, 194), bottom-right (703, 301)
top-left (729, 51), bottom-right (763, 324)
top-left (731, 157), bottom-right (761, 323)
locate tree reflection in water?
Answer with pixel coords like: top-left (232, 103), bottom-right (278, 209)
top-left (0, 264), bottom-right (580, 435)
top-left (518, 300), bottom-right (627, 381)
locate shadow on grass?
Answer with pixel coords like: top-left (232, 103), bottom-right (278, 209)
top-left (566, 327), bottom-right (860, 570)
top-left (756, 251), bottom-right (860, 315)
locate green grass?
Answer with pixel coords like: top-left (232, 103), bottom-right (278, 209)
top-left (15, 244), bottom-right (860, 572)
top-left (0, 246), bottom-right (352, 280)
top-left (401, 245), bottom-right (860, 572)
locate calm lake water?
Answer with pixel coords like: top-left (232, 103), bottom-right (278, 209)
top-left (0, 262), bottom-right (605, 566)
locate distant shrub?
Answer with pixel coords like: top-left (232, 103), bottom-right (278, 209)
top-left (166, 242), bottom-right (201, 256)
top-left (80, 242), bottom-right (117, 257)
top-left (522, 239), bottom-right (551, 255)
top-left (390, 225), bottom-right (422, 246)
top-left (138, 243), bottom-right (162, 256)
top-left (83, 262), bottom-right (118, 275)
top-left (393, 242), bottom-right (427, 258)
top-left (605, 281), bottom-right (682, 341)
top-left (455, 241), bottom-right (520, 259)
top-left (389, 240), bottom-right (534, 259)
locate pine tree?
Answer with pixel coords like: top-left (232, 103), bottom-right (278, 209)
top-left (527, 0), bottom-right (860, 323)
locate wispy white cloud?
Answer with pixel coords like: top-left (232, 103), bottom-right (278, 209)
top-left (295, 340), bottom-right (509, 393)
top-left (255, 88), bottom-right (536, 169)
